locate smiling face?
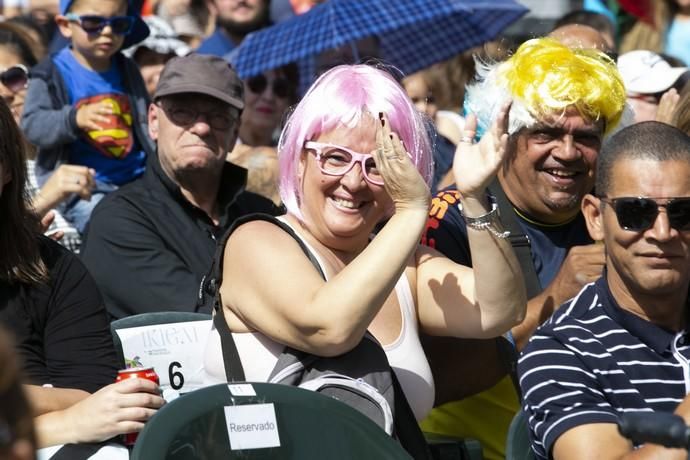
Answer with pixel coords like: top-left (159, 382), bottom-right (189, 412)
top-left (298, 115), bottom-right (391, 252)
top-left (500, 107), bottom-right (604, 224)
top-left (584, 158), bottom-right (690, 317)
top-left (149, 93), bottom-right (239, 184)
top-left (57, 0), bottom-right (127, 71)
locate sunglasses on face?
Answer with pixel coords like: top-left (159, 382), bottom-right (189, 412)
top-left (64, 13), bottom-right (135, 35)
top-left (304, 141), bottom-right (384, 186)
top-left (158, 102), bottom-right (236, 131)
top-left (599, 196), bottom-right (690, 232)
top-left (246, 74), bottom-right (291, 99)
top-left (0, 65), bottom-right (28, 93)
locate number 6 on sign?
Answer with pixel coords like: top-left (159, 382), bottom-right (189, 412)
top-left (115, 320), bottom-right (213, 393)
top-left (169, 361), bottom-right (185, 390)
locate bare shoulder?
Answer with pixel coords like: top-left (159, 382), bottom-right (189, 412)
top-left (224, 218), bottom-right (304, 262)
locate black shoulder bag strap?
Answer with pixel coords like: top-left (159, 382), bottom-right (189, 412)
top-left (487, 179), bottom-right (541, 401)
top-left (211, 214), bottom-right (325, 382)
top-left (391, 372), bottom-right (433, 459)
top-left (487, 179), bottom-right (541, 298)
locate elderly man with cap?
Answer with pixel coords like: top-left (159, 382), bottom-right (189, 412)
top-left (81, 54), bottom-right (279, 320)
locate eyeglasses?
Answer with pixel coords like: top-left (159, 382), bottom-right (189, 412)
top-left (0, 65), bottom-right (28, 93)
top-left (246, 74), bottom-right (292, 99)
top-left (158, 103), bottom-right (237, 130)
top-left (599, 196), bottom-right (690, 232)
top-left (304, 141), bottom-right (383, 185)
top-left (64, 13), bottom-right (135, 35)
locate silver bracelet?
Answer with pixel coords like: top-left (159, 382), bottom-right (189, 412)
top-left (458, 200), bottom-right (511, 239)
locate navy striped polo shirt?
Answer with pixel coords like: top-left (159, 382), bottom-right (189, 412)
top-left (518, 276), bottom-right (690, 459)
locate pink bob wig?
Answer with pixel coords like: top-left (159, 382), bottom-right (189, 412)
top-left (277, 64), bottom-right (434, 220)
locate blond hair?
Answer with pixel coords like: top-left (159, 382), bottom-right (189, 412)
top-left (466, 38), bottom-right (628, 137)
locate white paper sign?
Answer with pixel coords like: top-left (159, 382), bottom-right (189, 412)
top-left (225, 403), bottom-right (281, 450)
top-left (116, 320), bottom-right (212, 393)
top-left (228, 383), bottom-right (257, 396)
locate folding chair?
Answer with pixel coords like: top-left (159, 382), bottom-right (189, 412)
top-left (505, 409), bottom-right (535, 460)
top-left (130, 382), bottom-right (412, 459)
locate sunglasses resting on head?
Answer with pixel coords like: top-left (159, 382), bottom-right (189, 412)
top-left (65, 13), bottom-right (135, 36)
top-left (599, 196), bottom-right (690, 232)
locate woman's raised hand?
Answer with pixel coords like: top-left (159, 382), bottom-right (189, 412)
top-left (453, 102), bottom-right (511, 199)
top-left (373, 112), bottom-right (430, 212)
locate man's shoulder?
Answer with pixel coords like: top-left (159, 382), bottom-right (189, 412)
top-left (530, 282), bottom-right (605, 338)
top-left (88, 177), bottom-right (155, 222)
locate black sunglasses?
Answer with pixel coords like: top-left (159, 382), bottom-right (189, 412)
top-left (0, 65), bottom-right (28, 93)
top-left (65, 13), bottom-right (135, 35)
top-left (599, 196), bottom-right (690, 232)
top-left (246, 74), bottom-right (291, 99)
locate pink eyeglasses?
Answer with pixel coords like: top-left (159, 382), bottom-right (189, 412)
top-left (304, 141), bottom-right (384, 185)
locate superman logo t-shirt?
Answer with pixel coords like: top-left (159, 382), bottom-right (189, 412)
top-left (54, 47), bottom-right (146, 186)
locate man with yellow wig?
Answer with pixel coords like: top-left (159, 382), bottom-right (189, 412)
top-left (421, 37), bottom-right (628, 459)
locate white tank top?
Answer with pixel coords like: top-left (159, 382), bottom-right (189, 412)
top-left (202, 220), bottom-right (435, 421)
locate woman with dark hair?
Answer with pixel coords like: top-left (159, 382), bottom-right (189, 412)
top-left (0, 97), bottom-right (164, 455)
top-left (0, 22), bottom-right (37, 123)
top-left (229, 63), bottom-right (299, 205)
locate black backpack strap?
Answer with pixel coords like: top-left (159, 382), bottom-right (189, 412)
top-left (487, 179), bottom-right (540, 298)
top-left (205, 213), bottom-right (326, 382)
top-left (391, 371), bottom-right (432, 460)
top-left (487, 180), bottom-right (540, 401)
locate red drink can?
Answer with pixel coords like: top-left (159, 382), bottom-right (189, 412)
top-left (116, 367), bottom-right (160, 446)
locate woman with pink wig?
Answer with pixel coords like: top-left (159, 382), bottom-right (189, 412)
top-left (204, 64), bottom-right (526, 427)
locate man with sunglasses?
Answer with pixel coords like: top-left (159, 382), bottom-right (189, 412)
top-left (21, 0), bottom-right (153, 234)
top-left (81, 54), bottom-right (278, 320)
top-left (519, 121), bottom-right (690, 460)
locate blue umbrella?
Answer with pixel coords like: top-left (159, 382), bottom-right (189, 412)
top-left (231, 0), bottom-right (528, 81)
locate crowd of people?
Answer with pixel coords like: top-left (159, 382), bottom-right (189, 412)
top-left (0, 0), bottom-right (690, 459)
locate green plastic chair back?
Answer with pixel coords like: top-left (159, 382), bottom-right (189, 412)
top-left (110, 312), bottom-right (212, 367)
top-left (505, 410), bottom-right (535, 460)
top-left (130, 382), bottom-right (412, 460)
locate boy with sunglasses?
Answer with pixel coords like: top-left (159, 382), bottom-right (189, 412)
top-left (20, 0), bottom-right (153, 234)
top-left (520, 121), bottom-right (690, 460)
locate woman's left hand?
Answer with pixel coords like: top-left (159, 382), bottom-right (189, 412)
top-left (373, 112), bottom-right (430, 212)
top-left (453, 101), bottom-right (511, 199)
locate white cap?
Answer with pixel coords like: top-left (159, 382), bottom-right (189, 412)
top-left (617, 50), bottom-right (688, 95)
top-left (124, 15), bottom-right (190, 59)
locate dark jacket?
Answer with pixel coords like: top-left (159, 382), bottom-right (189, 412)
top-left (20, 52), bottom-right (155, 185)
top-left (81, 152), bottom-right (280, 319)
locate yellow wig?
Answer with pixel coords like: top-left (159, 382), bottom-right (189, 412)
top-left (465, 38), bottom-right (628, 137)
